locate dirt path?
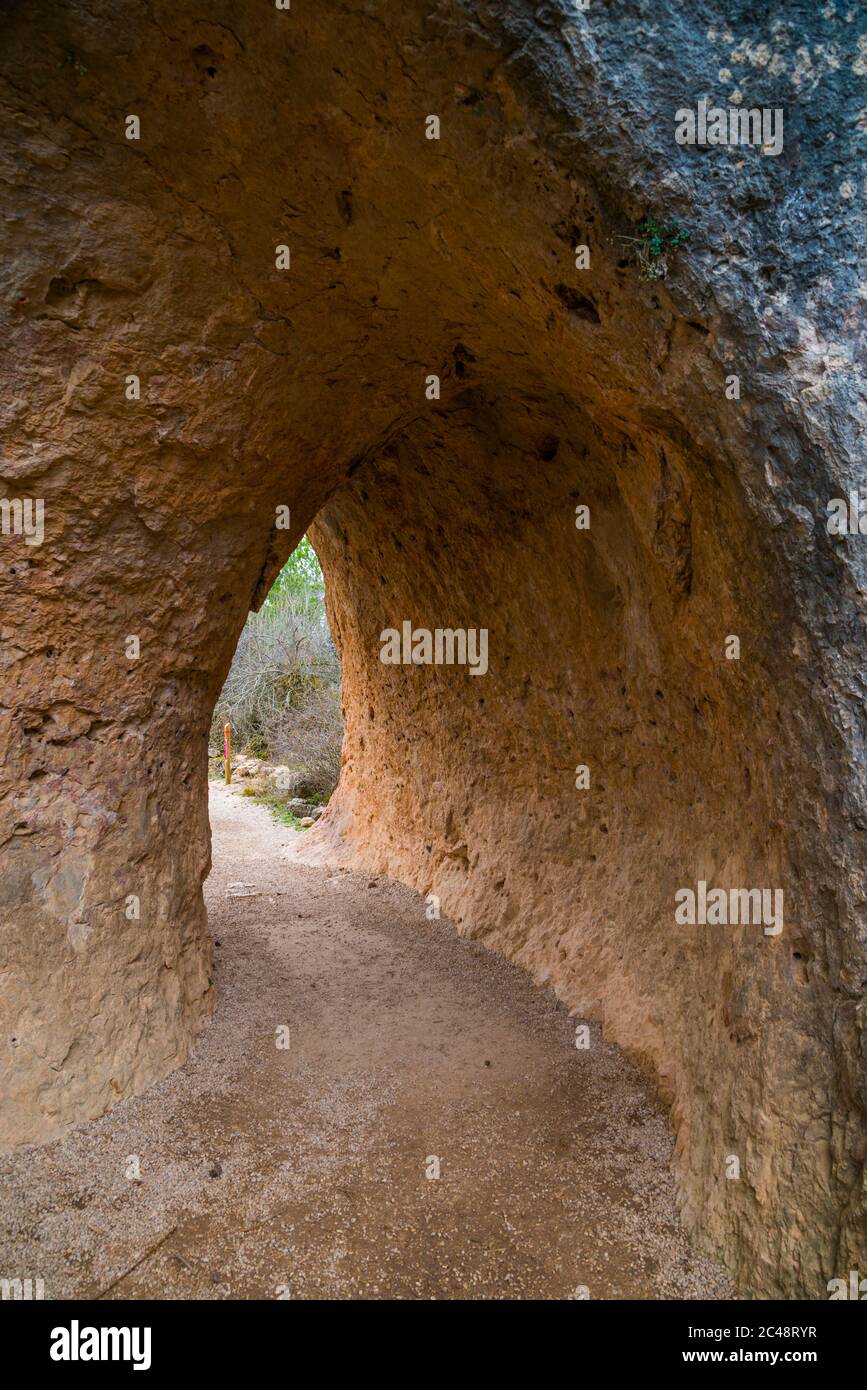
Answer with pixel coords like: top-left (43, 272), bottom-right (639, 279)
top-left (0, 783), bottom-right (731, 1299)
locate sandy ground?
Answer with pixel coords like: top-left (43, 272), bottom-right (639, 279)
top-left (0, 783), bottom-right (733, 1300)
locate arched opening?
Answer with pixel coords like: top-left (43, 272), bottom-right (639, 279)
top-left (211, 535), bottom-right (342, 812)
top-left (1, 0), bottom-right (864, 1300)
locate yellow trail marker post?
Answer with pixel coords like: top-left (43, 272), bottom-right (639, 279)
top-left (223, 722), bottom-right (232, 784)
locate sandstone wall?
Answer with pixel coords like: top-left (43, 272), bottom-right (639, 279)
top-left (0, 0), bottom-right (864, 1296)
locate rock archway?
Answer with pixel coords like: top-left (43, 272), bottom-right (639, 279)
top-left (1, 1), bottom-right (864, 1297)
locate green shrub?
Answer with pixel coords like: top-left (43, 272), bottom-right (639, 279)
top-left (620, 216), bottom-right (690, 281)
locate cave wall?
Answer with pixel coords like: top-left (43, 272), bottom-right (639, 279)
top-left (0, 0), bottom-right (864, 1297)
top-left (308, 389), bottom-right (859, 1297)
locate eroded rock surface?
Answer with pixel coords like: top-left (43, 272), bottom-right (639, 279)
top-left (0, 0), bottom-right (864, 1296)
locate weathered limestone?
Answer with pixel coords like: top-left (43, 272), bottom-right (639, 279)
top-left (0, 1), bottom-right (864, 1296)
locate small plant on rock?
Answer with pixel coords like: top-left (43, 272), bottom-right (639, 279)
top-left (620, 217), bottom-right (690, 281)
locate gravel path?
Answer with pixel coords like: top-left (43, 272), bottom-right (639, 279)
top-left (0, 783), bottom-right (732, 1300)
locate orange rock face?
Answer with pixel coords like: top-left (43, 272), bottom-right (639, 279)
top-left (1, 1), bottom-right (864, 1296)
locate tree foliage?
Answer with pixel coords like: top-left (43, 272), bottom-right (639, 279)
top-left (267, 535), bottom-right (324, 609)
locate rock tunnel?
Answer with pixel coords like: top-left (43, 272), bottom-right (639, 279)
top-left (1, 0), bottom-right (865, 1297)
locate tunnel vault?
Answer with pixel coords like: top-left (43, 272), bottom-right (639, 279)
top-left (1, 1), bottom-right (865, 1297)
